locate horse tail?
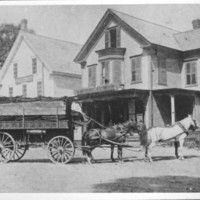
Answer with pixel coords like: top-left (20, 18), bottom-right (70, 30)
top-left (81, 131), bottom-right (88, 155)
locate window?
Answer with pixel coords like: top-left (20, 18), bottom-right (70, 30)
top-left (88, 65), bottom-right (96, 87)
top-left (13, 63), bottom-right (18, 78)
top-left (186, 62), bottom-right (197, 85)
top-left (131, 56), bottom-right (141, 82)
top-left (101, 61), bottom-right (110, 85)
top-left (158, 57), bottom-right (167, 85)
top-left (105, 26), bottom-right (120, 48)
top-left (22, 84), bottom-right (27, 97)
top-left (113, 60), bottom-right (122, 84)
top-left (9, 87), bottom-right (13, 97)
top-left (32, 58), bottom-right (37, 74)
top-left (37, 81), bottom-right (43, 96)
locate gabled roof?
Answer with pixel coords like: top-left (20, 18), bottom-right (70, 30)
top-left (74, 9), bottom-right (182, 63)
top-left (0, 31), bottom-right (82, 82)
top-left (111, 9), bottom-right (181, 50)
top-left (174, 29), bottom-right (200, 51)
top-left (22, 32), bottom-right (82, 74)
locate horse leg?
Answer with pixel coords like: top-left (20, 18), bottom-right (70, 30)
top-left (145, 142), bottom-right (155, 162)
top-left (174, 141), bottom-right (179, 158)
top-left (85, 149), bottom-right (94, 164)
top-left (178, 140), bottom-right (185, 160)
top-left (117, 145), bottom-right (123, 163)
top-left (111, 144), bottom-right (115, 162)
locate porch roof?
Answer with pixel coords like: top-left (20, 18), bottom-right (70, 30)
top-left (153, 88), bottom-right (200, 96)
top-left (75, 88), bottom-right (149, 102)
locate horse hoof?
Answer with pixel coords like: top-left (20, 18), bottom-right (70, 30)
top-left (179, 157), bottom-right (184, 160)
top-left (111, 159), bottom-right (115, 162)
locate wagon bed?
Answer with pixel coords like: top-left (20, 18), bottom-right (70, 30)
top-left (0, 96), bottom-right (75, 164)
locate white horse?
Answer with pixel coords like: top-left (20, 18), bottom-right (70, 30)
top-left (143, 115), bottom-right (198, 162)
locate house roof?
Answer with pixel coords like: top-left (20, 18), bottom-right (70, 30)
top-left (110, 9), bottom-right (182, 50)
top-left (75, 9), bottom-right (200, 63)
top-left (0, 31), bottom-right (82, 82)
top-left (74, 9), bottom-right (183, 63)
top-left (174, 29), bottom-right (200, 51)
top-left (22, 32), bottom-right (82, 75)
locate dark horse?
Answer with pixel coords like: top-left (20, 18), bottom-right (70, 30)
top-left (81, 120), bottom-right (137, 164)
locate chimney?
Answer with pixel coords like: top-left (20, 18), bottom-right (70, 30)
top-left (20, 19), bottom-right (28, 31)
top-left (192, 19), bottom-right (200, 29)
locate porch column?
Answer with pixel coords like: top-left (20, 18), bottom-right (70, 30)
top-left (170, 94), bottom-right (175, 124)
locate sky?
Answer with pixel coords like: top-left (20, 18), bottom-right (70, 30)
top-left (0, 3), bottom-right (200, 45)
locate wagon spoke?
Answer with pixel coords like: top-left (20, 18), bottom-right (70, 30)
top-left (1, 134), bottom-right (5, 142)
top-left (58, 138), bottom-right (63, 146)
top-left (60, 154), bottom-right (64, 163)
top-left (63, 153), bottom-right (69, 161)
top-left (2, 136), bottom-right (9, 144)
top-left (50, 151), bottom-right (59, 158)
top-left (59, 138), bottom-right (63, 146)
top-left (62, 139), bottom-right (68, 147)
top-left (52, 140), bottom-right (59, 148)
top-left (64, 151), bottom-right (71, 159)
top-left (63, 142), bottom-right (71, 148)
top-left (49, 143), bottom-right (58, 149)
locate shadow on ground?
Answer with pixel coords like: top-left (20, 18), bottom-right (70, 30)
top-left (93, 176), bottom-right (200, 192)
top-left (152, 155), bottom-right (199, 162)
top-left (11, 155), bottom-right (199, 164)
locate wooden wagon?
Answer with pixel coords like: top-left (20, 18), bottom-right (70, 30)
top-left (0, 96), bottom-right (77, 164)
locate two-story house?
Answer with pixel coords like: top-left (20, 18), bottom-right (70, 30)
top-left (74, 9), bottom-right (200, 128)
top-left (0, 20), bottom-right (82, 98)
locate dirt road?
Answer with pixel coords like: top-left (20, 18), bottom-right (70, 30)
top-left (0, 145), bottom-right (200, 192)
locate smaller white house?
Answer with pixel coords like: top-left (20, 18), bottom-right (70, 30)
top-left (0, 20), bottom-right (82, 97)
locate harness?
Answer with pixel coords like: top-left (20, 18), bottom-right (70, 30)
top-left (176, 122), bottom-right (189, 136)
top-left (158, 121), bottom-right (190, 142)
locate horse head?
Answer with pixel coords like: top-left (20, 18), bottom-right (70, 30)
top-left (190, 115), bottom-right (199, 131)
top-left (184, 114), bottom-right (199, 131)
top-left (122, 120), bottom-right (138, 133)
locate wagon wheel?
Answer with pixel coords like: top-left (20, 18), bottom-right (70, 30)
top-left (47, 136), bottom-right (75, 164)
top-left (0, 132), bottom-right (15, 163)
top-left (11, 144), bottom-right (27, 162)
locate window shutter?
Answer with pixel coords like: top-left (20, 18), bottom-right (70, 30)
top-left (158, 58), bottom-right (167, 84)
top-left (116, 26), bottom-right (121, 48)
top-left (113, 60), bottom-right (121, 84)
top-left (131, 57), bottom-right (141, 82)
top-left (105, 30), bottom-right (110, 48)
top-left (88, 68), bottom-right (92, 87)
top-left (131, 58), bottom-right (136, 81)
top-left (105, 62), bottom-right (109, 82)
top-left (92, 66), bottom-right (96, 87)
top-left (88, 66), bottom-right (96, 87)
top-left (186, 63), bottom-right (190, 74)
top-left (136, 57), bottom-right (141, 81)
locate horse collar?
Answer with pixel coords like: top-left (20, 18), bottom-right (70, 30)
top-left (177, 122), bottom-right (189, 136)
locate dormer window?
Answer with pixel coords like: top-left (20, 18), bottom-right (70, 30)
top-left (105, 26), bottom-right (120, 49)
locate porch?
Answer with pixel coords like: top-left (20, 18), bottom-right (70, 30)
top-left (153, 88), bottom-right (200, 126)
